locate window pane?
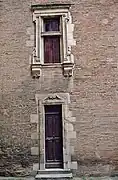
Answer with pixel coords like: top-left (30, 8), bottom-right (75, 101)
top-left (44, 17), bottom-right (60, 32)
top-left (45, 105), bottom-right (61, 114)
top-left (44, 36), bottom-right (60, 63)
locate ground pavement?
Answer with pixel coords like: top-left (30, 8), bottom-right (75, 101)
top-left (0, 177), bottom-right (118, 180)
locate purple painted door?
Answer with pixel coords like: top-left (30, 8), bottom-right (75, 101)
top-left (45, 105), bottom-right (63, 168)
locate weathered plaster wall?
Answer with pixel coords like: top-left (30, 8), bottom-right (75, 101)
top-left (0, 0), bottom-right (118, 177)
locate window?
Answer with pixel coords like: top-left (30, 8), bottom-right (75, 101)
top-left (31, 4), bottom-right (75, 77)
top-left (42, 17), bottom-right (61, 63)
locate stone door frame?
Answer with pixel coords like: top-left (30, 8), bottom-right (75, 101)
top-left (35, 93), bottom-right (71, 170)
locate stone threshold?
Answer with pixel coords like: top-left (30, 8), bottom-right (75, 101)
top-left (0, 177), bottom-right (118, 180)
top-left (35, 169), bottom-right (72, 179)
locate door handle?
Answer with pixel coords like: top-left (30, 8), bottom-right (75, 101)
top-left (46, 137), bottom-right (53, 141)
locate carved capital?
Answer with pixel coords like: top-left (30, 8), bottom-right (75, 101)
top-left (31, 64), bottom-right (41, 78)
top-left (62, 14), bottom-right (70, 23)
top-left (67, 46), bottom-right (71, 56)
top-left (66, 17), bottom-right (70, 22)
top-left (62, 62), bottom-right (74, 77)
top-left (32, 47), bottom-right (40, 63)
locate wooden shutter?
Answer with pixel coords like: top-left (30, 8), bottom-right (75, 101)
top-left (44, 36), bottom-right (60, 63)
top-left (43, 17), bottom-right (61, 63)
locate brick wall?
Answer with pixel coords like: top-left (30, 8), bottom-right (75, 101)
top-left (0, 0), bottom-right (118, 176)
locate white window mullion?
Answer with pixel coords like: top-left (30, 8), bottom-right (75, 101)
top-left (38, 16), bottom-right (42, 64)
top-left (62, 14), bottom-right (68, 62)
top-left (40, 17), bottom-right (44, 64)
top-left (36, 16), bottom-right (40, 60)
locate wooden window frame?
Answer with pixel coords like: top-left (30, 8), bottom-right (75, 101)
top-left (41, 16), bottom-right (62, 64)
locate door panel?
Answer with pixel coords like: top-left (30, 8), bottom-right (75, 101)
top-left (45, 140), bottom-right (54, 161)
top-left (55, 139), bottom-right (63, 161)
top-left (45, 105), bottom-right (63, 168)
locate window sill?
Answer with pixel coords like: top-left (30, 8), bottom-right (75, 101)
top-left (31, 61), bottom-right (74, 78)
top-left (41, 63), bottom-right (62, 68)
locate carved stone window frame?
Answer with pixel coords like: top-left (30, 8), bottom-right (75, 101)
top-left (31, 4), bottom-right (75, 78)
top-left (35, 93), bottom-right (71, 170)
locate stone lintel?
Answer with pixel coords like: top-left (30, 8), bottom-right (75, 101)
top-left (31, 3), bottom-right (72, 11)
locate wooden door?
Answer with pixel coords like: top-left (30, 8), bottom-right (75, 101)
top-left (45, 105), bottom-right (63, 168)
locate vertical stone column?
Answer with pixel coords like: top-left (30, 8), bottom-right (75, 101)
top-left (39, 102), bottom-right (45, 170)
top-left (62, 12), bottom-right (75, 77)
top-left (30, 113), bottom-right (39, 172)
top-left (62, 14), bottom-right (68, 62)
top-left (36, 16), bottom-right (40, 60)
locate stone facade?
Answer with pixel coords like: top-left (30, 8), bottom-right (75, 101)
top-left (0, 0), bottom-right (118, 177)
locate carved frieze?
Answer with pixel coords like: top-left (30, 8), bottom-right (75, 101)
top-left (43, 94), bottom-right (64, 104)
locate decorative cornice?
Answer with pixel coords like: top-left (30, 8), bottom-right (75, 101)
top-left (31, 3), bottom-right (72, 11)
top-left (44, 95), bottom-right (62, 101)
top-left (42, 94), bottom-right (64, 104)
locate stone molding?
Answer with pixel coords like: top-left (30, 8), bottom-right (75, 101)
top-left (31, 3), bottom-right (72, 11)
top-left (36, 93), bottom-right (71, 170)
top-left (28, 4), bottom-right (76, 78)
top-left (30, 93), bottom-right (77, 174)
